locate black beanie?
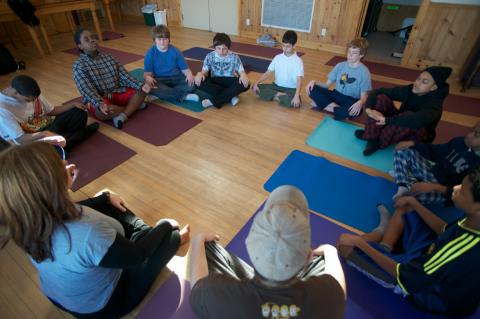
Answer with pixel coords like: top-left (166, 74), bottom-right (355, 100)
top-left (424, 66), bottom-right (452, 88)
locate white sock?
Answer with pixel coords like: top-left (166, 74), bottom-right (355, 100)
top-left (310, 101), bottom-right (318, 107)
top-left (230, 96), bottom-right (239, 106)
top-left (202, 99), bottom-right (213, 108)
top-left (392, 185), bottom-right (409, 201)
top-left (373, 204), bottom-right (391, 235)
top-left (112, 113), bottom-right (128, 129)
top-left (185, 93), bottom-right (199, 102)
top-left (147, 94), bottom-right (159, 102)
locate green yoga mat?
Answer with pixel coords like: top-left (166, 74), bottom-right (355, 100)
top-left (129, 68), bottom-right (205, 113)
top-left (306, 117), bottom-right (394, 173)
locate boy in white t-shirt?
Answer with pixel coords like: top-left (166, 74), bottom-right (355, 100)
top-left (0, 75), bottom-right (98, 152)
top-left (252, 30), bottom-right (304, 108)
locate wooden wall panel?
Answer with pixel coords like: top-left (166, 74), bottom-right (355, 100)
top-left (402, 1), bottom-right (480, 73)
top-left (239, 0), bottom-right (368, 53)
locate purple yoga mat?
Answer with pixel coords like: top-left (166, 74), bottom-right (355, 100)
top-left (105, 103), bottom-right (201, 146)
top-left (137, 204), bottom-right (480, 319)
top-left (136, 272), bottom-right (196, 319)
top-left (63, 47), bottom-right (143, 65)
top-left (210, 42), bottom-right (304, 59)
top-left (101, 31), bottom-right (124, 41)
top-left (326, 56), bottom-right (420, 82)
top-left (372, 80), bottom-right (480, 117)
top-left (227, 209), bottom-right (480, 319)
top-left (68, 131), bottom-right (136, 191)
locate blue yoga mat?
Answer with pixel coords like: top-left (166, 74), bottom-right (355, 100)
top-left (307, 117), bottom-right (394, 173)
top-left (129, 68), bottom-right (205, 113)
top-left (264, 150), bottom-right (463, 232)
top-left (182, 47), bottom-right (270, 73)
top-left (226, 210), bottom-right (479, 319)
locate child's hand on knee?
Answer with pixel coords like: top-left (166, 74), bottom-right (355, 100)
top-left (306, 80), bottom-right (316, 93)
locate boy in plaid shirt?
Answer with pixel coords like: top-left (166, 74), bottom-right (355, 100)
top-left (73, 28), bottom-right (151, 129)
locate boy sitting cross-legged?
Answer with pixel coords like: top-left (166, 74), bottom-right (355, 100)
top-left (252, 30), bottom-right (304, 108)
top-left (194, 33), bottom-right (250, 108)
top-left (337, 169), bottom-right (480, 317)
top-left (143, 25), bottom-right (199, 103)
top-left (306, 38), bottom-right (371, 120)
top-left (392, 121), bottom-right (480, 205)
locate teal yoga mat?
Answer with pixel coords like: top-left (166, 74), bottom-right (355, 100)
top-left (129, 68), bottom-right (205, 113)
top-left (306, 117), bottom-right (394, 173)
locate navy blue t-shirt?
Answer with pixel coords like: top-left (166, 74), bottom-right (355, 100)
top-left (396, 219), bottom-right (480, 316)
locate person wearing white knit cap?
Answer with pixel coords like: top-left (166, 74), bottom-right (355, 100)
top-left (188, 185), bottom-right (346, 319)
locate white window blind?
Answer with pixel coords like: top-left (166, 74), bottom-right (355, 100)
top-left (261, 0), bottom-right (315, 32)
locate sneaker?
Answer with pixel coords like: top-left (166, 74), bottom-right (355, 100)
top-left (146, 95), bottom-right (159, 102)
top-left (230, 96), bottom-right (239, 106)
top-left (354, 129), bottom-right (367, 141)
top-left (202, 99), bottom-right (213, 108)
top-left (363, 139), bottom-right (380, 156)
top-left (185, 93), bottom-right (200, 102)
top-left (112, 113), bottom-right (128, 129)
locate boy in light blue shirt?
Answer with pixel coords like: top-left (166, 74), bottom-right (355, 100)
top-left (144, 25), bottom-right (199, 102)
top-left (307, 38), bottom-right (371, 120)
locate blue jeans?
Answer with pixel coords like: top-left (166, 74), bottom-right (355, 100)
top-left (309, 85), bottom-right (358, 120)
top-left (149, 73), bottom-right (194, 101)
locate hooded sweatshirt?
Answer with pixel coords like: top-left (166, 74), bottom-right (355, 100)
top-left (366, 84), bottom-right (450, 140)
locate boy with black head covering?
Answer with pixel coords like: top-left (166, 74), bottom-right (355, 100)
top-left (355, 66), bottom-right (452, 156)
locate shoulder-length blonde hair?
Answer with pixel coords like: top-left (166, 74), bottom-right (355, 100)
top-left (0, 143), bottom-right (80, 262)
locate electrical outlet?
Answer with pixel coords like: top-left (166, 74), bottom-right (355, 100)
top-left (321, 28), bottom-right (327, 36)
top-left (246, 18), bottom-right (251, 26)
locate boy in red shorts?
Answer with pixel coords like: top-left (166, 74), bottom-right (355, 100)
top-left (72, 28), bottom-right (151, 129)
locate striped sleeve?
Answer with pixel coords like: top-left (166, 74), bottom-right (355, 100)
top-left (397, 231), bottom-right (480, 294)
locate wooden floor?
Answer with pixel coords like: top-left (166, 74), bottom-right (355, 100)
top-left (1, 21), bottom-right (479, 319)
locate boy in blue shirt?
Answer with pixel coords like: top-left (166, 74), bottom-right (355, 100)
top-left (307, 38), bottom-right (371, 120)
top-left (144, 25), bottom-right (199, 103)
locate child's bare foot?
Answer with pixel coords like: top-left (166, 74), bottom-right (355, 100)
top-left (179, 224), bottom-right (190, 245)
